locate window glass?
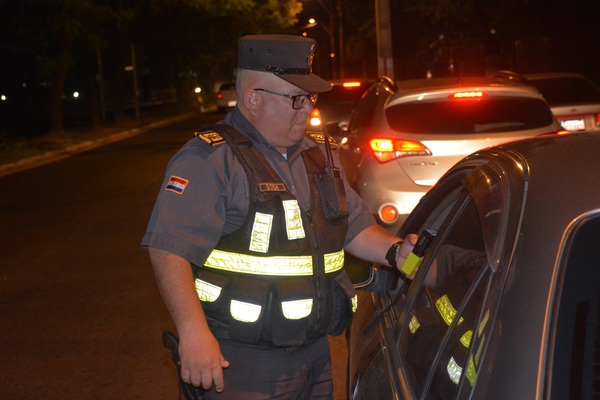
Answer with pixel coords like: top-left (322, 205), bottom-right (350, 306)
top-left (352, 348), bottom-right (395, 400)
top-left (348, 85), bottom-right (380, 133)
top-left (529, 77), bottom-right (600, 105)
top-left (399, 195), bottom-right (492, 399)
top-left (385, 97), bottom-right (554, 133)
top-left (550, 214), bottom-right (600, 399)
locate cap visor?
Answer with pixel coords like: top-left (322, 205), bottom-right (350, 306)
top-left (278, 74), bottom-right (332, 93)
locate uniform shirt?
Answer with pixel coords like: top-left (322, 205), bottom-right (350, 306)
top-left (141, 107), bottom-right (376, 267)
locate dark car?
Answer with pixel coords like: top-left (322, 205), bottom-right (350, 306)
top-left (216, 82), bottom-right (237, 112)
top-left (308, 79), bottom-right (371, 141)
top-left (347, 132), bottom-right (600, 399)
top-left (523, 72), bottom-right (600, 132)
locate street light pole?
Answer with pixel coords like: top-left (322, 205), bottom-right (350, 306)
top-left (376, 0), bottom-right (394, 79)
top-left (315, 0), bottom-right (337, 79)
top-left (336, 0), bottom-right (344, 78)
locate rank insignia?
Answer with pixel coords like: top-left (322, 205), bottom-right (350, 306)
top-left (259, 182), bottom-right (286, 192)
top-left (195, 130), bottom-right (226, 147)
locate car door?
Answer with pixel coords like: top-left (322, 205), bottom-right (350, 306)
top-left (349, 152), bottom-right (527, 400)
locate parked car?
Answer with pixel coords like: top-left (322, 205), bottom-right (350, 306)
top-left (338, 75), bottom-right (562, 232)
top-left (216, 82), bottom-right (237, 112)
top-left (347, 131), bottom-right (600, 400)
top-left (308, 79), bottom-right (371, 141)
top-left (523, 72), bottom-right (600, 132)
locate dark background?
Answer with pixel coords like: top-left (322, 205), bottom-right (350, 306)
top-left (1, 0), bottom-right (599, 137)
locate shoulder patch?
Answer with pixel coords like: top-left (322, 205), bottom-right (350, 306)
top-left (308, 132), bottom-right (338, 149)
top-left (165, 175), bottom-right (189, 194)
top-left (195, 130), bottom-right (226, 147)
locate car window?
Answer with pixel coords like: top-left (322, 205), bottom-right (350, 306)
top-left (549, 213), bottom-right (600, 399)
top-left (385, 97), bottom-right (554, 134)
top-left (351, 348), bottom-right (395, 399)
top-left (348, 85), bottom-right (381, 133)
top-left (397, 193), bottom-right (492, 399)
top-left (528, 77), bottom-right (600, 106)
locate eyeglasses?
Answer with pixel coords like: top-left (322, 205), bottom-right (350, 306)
top-left (254, 88), bottom-right (318, 110)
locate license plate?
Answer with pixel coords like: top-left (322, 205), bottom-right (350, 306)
top-left (560, 119), bottom-right (585, 131)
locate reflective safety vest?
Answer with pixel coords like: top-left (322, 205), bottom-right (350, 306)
top-left (193, 125), bottom-right (356, 347)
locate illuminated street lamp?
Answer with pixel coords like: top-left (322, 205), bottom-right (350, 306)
top-left (304, 17), bottom-right (336, 79)
top-left (300, 0), bottom-right (343, 79)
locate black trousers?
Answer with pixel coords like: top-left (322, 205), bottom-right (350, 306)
top-left (203, 336), bottom-right (333, 400)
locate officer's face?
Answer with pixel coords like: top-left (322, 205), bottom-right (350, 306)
top-left (248, 75), bottom-right (313, 152)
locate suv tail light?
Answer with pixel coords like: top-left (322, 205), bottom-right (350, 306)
top-left (369, 138), bottom-right (431, 163)
top-left (310, 108), bottom-right (322, 127)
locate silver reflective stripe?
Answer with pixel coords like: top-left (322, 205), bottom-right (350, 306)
top-left (205, 249), bottom-right (345, 276)
top-left (249, 212), bottom-right (273, 253)
top-left (447, 357), bottom-right (463, 384)
top-left (281, 298), bottom-right (313, 319)
top-left (195, 279), bottom-right (221, 302)
top-left (230, 300), bottom-right (261, 322)
top-left (282, 199), bottom-right (305, 240)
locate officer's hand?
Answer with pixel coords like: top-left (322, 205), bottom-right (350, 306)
top-left (179, 330), bottom-right (230, 392)
top-left (396, 233), bottom-right (418, 277)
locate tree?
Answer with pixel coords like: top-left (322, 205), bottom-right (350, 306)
top-left (3, 0), bottom-right (111, 134)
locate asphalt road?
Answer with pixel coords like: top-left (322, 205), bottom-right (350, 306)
top-left (0, 111), bottom-right (348, 399)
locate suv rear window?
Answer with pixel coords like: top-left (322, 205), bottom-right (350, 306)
top-left (386, 97), bottom-right (554, 134)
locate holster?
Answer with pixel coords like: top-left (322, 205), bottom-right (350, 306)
top-left (162, 330), bottom-right (206, 400)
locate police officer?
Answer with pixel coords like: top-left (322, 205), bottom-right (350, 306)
top-left (142, 34), bottom-right (417, 399)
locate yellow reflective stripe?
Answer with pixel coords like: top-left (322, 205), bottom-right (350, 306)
top-left (460, 329), bottom-right (473, 348)
top-left (249, 212), bottom-right (273, 253)
top-left (230, 300), bottom-right (261, 322)
top-left (282, 298), bottom-right (313, 319)
top-left (478, 309), bottom-right (490, 337)
top-left (447, 356), bottom-right (463, 384)
top-left (409, 314), bottom-right (421, 333)
top-left (324, 251), bottom-right (345, 273)
top-left (205, 249), bottom-right (344, 276)
top-left (195, 279), bottom-right (222, 302)
top-left (466, 354), bottom-right (477, 386)
top-left (435, 294), bottom-right (464, 326)
top-left (282, 200), bottom-right (305, 240)
top-left (351, 294), bottom-right (358, 313)
top-left (475, 333), bottom-right (486, 366)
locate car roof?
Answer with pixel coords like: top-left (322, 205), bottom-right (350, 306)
top-left (389, 76), bottom-right (544, 102)
top-left (523, 72), bottom-right (588, 80)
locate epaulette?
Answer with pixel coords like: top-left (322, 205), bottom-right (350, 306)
top-left (308, 132), bottom-right (338, 149)
top-left (195, 130), bottom-right (227, 147)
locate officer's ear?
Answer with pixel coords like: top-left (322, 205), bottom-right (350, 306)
top-left (243, 89), bottom-right (260, 117)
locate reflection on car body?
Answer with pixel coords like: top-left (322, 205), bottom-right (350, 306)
top-left (338, 74), bottom-right (562, 233)
top-left (347, 132), bottom-right (600, 399)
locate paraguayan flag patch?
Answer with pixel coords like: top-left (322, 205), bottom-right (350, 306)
top-left (165, 176), bottom-right (189, 194)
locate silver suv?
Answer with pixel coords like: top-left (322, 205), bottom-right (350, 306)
top-left (338, 75), bottom-right (562, 232)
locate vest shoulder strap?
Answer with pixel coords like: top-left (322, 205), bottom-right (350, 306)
top-left (198, 124), bottom-right (286, 197)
